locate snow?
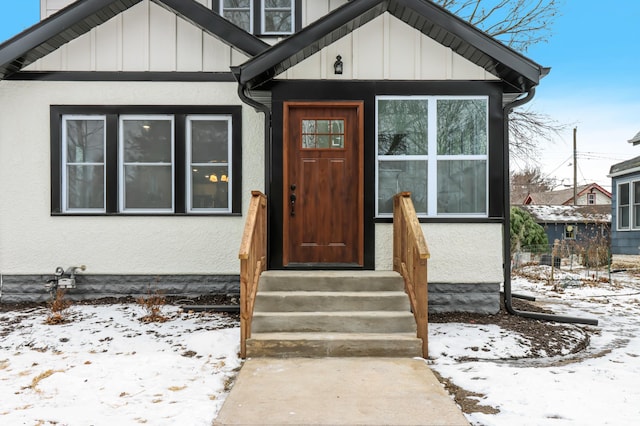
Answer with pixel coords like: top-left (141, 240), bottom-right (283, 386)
top-left (2, 267), bottom-right (640, 425)
top-left (0, 304), bottom-right (241, 425)
top-left (430, 266), bottom-right (640, 425)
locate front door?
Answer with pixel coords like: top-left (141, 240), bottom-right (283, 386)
top-left (283, 102), bottom-right (364, 266)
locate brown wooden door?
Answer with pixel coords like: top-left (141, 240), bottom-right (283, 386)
top-left (283, 102), bottom-right (364, 266)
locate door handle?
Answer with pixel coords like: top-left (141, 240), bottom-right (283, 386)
top-left (290, 193), bottom-right (297, 216)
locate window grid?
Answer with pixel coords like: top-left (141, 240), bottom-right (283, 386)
top-left (186, 116), bottom-right (233, 213)
top-left (119, 115), bottom-right (175, 214)
top-left (375, 95), bottom-right (489, 218)
top-left (617, 182), bottom-right (630, 230)
top-left (53, 107), bottom-right (242, 216)
top-left (62, 115), bottom-right (107, 213)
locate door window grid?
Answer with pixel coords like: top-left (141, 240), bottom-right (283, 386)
top-left (301, 119), bottom-right (345, 149)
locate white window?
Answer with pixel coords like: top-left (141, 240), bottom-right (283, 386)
top-left (187, 116), bottom-right (233, 213)
top-left (262, 0), bottom-right (293, 34)
top-left (218, 0), bottom-right (296, 35)
top-left (119, 116), bottom-right (175, 213)
top-left (221, 0), bottom-right (253, 32)
top-left (54, 107), bottom-right (242, 215)
top-left (62, 116), bottom-right (106, 213)
top-left (376, 96), bottom-right (488, 218)
top-left (634, 181), bottom-right (640, 229)
top-left (587, 192), bottom-right (596, 205)
top-left (618, 182), bottom-right (630, 230)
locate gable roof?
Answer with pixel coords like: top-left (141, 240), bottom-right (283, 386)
top-left (0, 0), bottom-right (269, 80)
top-left (629, 130), bottom-right (640, 146)
top-left (609, 154), bottom-right (640, 177)
top-left (520, 205), bottom-right (611, 224)
top-left (523, 183), bottom-right (612, 206)
top-left (232, 0), bottom-right (548, 91)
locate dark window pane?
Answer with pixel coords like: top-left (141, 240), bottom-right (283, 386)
top-left (124, 165), bottom-right (172, 209)
top-left (619, 183), bottom-right (630, 205)
top-left (67, 165), bottom-right (104, 209)
top-left (122, 119), bottom-right (172, 163)
top-left (191, 120), bottom-right (228, 164)
top-left (264, 11), bottom-right (291, 32)
top-left (378, 99), bottom-right (428, 155)
top-left (191, 165), bottom-right (229, 210)
top-left (66, 120), bottom-right (104, 163)
top-left (620, 206), bottom-right (630, 228)
top-left (437, 99), bottom-right (487, 155)
top-left (378, 160), bottom-right (427, 215)
top-left (437, 160), bottom-right (486, 214)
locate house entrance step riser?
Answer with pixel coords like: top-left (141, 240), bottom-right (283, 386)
top-left (251, 312), bottom-right (416, 333)
top-left (246, 333), bottom-right (422, 357)
top-left (254, 291), bottom-right (410, 312)
top-left (259, 271), bottom-right (405, 292)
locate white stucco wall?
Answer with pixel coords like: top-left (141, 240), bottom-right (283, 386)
top-left (0, 80), bottom-right (264, 275)
top-left (375, 223), bottom-right (504, 284)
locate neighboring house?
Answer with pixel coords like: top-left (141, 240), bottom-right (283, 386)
top-left (0, 0), bottom-right (547, 313)
top-left (519, 204), bottom-right (611, 246)
top-left (522, 183), bottom-right (612, 206)
top-left (609, 132), bottom-right (640, 255)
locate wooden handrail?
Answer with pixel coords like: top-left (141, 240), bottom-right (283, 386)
top-left (238, 191), bottom-right (267, 358)
top-left (393, 192), bottom-right (430, 358)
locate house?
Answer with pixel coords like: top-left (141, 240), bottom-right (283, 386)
top-left (522, 183), bottom-right (611, 206)
top-left (0, 0), bottom-right (547, 314)
top-left (609, 132), bottom-right (640, 255)
top-left (519, 204), bottom-right (610, 247)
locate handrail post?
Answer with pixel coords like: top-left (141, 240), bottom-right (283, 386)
top-left (238, 191), bottom-right (267, 358)
top-left (393, 192), bottom-right (430, 358)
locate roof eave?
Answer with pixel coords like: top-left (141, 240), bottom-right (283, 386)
top-left (0, 0), bottom-right (269, 80)
top-left (236, 0), bottom-right (546, 91)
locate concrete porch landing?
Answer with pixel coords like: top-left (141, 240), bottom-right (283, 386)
top-left (214, 357), bottom-right (469, 425)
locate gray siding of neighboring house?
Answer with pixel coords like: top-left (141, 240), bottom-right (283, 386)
top-left (611, 173), bottom-right (640, 255)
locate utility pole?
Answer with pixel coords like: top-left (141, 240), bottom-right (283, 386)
top-left (573, 127), bottom-right (577, 205)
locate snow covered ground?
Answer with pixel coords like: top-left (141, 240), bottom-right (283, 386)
top-left (431, 266), bottom-right (640, 426)
top-left (1, 266), bottom-right (639, 425)
top-left (0, 304), bottom-right (241, 425)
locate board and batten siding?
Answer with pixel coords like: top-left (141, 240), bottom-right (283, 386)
top-left (32, 0), bottom-right (247, 73)
top-left (283, 13), bottom-right (499, 81)
top-left (0, 80), bottom-right (264, 275)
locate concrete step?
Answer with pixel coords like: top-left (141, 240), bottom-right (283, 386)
top-left (251, 311), bottom-right (416, 333)
top-left (246, 332), bottom-right (422, 357)
top-left (254, 291), bottom-right (410, 312)
top-left (259, 270), bottom-right (405, 292)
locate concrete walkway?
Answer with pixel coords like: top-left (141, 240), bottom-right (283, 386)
top-left (214, 358), bottom-right (469, 425)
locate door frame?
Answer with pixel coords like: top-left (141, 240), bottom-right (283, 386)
top-left (281, 100), bottom-right (365, 268)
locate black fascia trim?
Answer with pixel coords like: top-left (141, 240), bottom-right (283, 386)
top-left (7, 71), bottom-right (237, 82)
top-left (0, 0), bottom-right (143, 79)
top-left (389, 0), bottom-right (543, 89)
top-left (236, 0), bottom-right (544, 91)
top-left (50, 105), bottom-right (243, 216)
top-left (151, 0), bottom-right (268, 57)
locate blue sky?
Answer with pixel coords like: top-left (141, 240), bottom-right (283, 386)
top-left (1, 1), bottom-right (639, 189)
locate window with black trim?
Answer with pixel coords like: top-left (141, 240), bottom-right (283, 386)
top-left (51, 106), bottom-right (242, 215)
top-left (213, 0), bottom-right (301, 35)
top-left (375, 96), bottom-right (488, 218)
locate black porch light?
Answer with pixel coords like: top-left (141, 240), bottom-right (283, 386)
top-left (334, 55), bottom-right (343, 74)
